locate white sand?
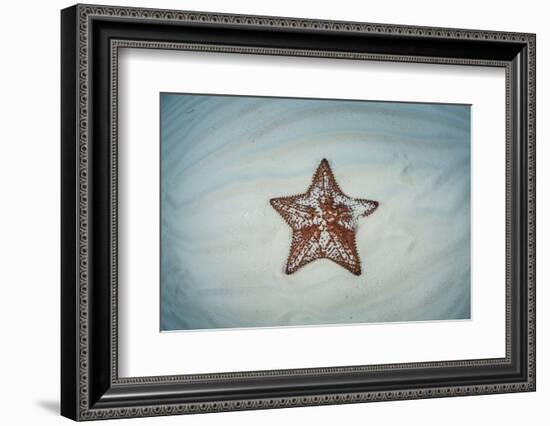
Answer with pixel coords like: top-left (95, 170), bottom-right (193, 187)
top-left (160, 94), bottom-right (471, 330)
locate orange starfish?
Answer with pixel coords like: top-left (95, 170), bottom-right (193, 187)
top-left (270, 159), bottom-right (379, 276)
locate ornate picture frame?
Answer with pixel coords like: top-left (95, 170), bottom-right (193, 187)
top-left (61, 3), bottom-right (536, 421)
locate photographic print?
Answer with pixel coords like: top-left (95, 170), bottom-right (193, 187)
top-left (61, 7), bottom-right (536, 417)
top-left (160, 93), bottom-right (471, 331)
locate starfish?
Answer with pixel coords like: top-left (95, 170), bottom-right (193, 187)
top-left (270, 159), bottom-right (379, 276)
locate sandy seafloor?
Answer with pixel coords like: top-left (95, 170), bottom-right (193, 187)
top-left (160, 93), bottom-right (471, 331)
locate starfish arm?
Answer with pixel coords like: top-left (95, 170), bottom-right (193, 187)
top-left (270, 196), bottom-right (315, 230)
top-left (354, 198), bottom-right (379, 219)
top-left (308, 158), bottom-right (341, 199)
top-left (285, 227), bottom-right (321, 274)
top-left (333, 194), bottom-right (379, 223)
top-left (320, 226), bottom-right (362, 275)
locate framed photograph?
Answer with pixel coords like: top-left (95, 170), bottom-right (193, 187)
top-left (61, 4), bottom-right (536, 421)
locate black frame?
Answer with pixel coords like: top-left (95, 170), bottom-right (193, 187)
top-left (61, 4), bottom-right (536, 421)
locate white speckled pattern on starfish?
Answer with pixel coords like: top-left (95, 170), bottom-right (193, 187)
top-left (270, 159), bottom-right (379, 275)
